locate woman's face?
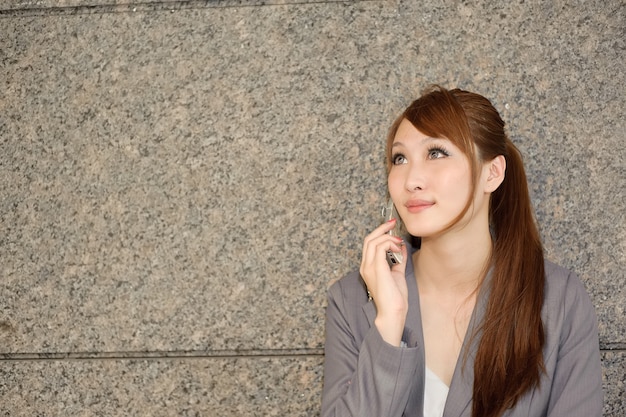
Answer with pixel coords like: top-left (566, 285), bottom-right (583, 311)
top-left (387, 119), bottom-right (480, 238)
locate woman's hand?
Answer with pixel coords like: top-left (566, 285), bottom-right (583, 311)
top-left (360, 219), bottom-right (409, 346)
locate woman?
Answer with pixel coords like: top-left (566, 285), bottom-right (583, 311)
top-left (321, 86), bottom-right (602, 417)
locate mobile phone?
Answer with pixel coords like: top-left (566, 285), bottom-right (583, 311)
top-left (382, 200), bottom-right (404, 267)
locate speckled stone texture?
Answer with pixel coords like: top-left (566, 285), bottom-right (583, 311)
top-left (0, 0), bottom-right (624, 415)
top-left (0, 356), bottom-right (323, 416)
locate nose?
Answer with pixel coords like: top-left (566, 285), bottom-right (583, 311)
top-left (404, 161), bottom-right (424, 191)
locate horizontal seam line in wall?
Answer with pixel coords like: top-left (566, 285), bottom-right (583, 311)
top-left (600, 348), bottom-right (626, 353)
top-left (0, 0), bottom-right (380, 17)
top-left (0, 348), bottom-right (325, 361)
top-left (600, 344), bottom-right (626, 350)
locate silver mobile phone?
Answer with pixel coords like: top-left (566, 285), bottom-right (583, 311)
top-left (382, 200), bottom-right (404, 267)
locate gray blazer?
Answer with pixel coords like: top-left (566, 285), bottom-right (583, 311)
top-left (321, 252), bottom-right (603, 417)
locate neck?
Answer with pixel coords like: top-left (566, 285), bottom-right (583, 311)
top-left (414, 217), bottom-right (493, 295)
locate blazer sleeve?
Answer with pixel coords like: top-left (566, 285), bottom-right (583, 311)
top-left (546, 270), bottom-right (603, 416)
top-left (321, 278), bottom-right (422, 417)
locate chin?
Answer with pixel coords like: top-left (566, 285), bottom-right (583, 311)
top-left (404, 227), bottom-right (431, 238)
top-left (404, 224), bottom-right (445, 240)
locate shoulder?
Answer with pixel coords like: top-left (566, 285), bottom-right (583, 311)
top-left (538, 261), bottom-right (602, 414)
top-left (541, 259), bottom-right (598, 353)
top-left (326, 270), bottom-right (374, 344)
top-left (327, 269), bottom-right (369, 309)
top-left (543, 260), bottom-right (593, 311)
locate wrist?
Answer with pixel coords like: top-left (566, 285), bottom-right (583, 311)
top-left (374, 313), bottom-right (406, 347)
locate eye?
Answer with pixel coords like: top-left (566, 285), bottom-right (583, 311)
top-left (391, 153), bottom-right (407, 165)
top-left (427, 147), bottom-right (450, 160)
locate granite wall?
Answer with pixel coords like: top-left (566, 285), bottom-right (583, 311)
top-left (0, 0), bottom-right (624, 415)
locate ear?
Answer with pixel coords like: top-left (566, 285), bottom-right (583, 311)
top-left (484, 155), bottom-right (506, 193)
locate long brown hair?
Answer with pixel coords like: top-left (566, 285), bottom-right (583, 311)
top-left (386, 86), bottom-right (545, 417)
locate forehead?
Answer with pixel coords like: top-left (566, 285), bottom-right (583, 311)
top-left (394, 119), bottom-right (428, 140)
top-left (393, 119), bottom-right (439, 146)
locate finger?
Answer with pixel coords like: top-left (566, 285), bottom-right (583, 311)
top-left (367, 237), bottom-right (404, 278)
top-left (362, 218), bottom-right (399, 246)
top-left (362, 232), bottom-right (403, 270)
top-left (376, 218), bottom-right (399, 236)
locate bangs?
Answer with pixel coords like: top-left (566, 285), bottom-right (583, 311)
top-left (403, 86), bottom-right (474, 156)
top-left (385, 85), bottom-right (479, 177)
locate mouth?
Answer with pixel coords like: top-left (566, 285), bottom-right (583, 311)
top-left (405, 199), bottom-right (434, 213)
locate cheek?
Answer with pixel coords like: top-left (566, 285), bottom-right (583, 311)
top-left (387, 172), bottom-right (402, 195)
top-left (447, 171), bottom-right (474, 202)
top-left (441, 164), bottom-right (471, 186)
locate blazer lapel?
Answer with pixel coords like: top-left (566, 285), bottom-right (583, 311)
top-left (442, 328), bottom-right (476, 417)
top-left (443, 276), bottom-right (491, 417)
top-left (404, 252), bottom-right (427, 416)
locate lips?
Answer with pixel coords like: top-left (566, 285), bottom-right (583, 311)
top-left (405, 199), bottom-right (435, 213)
